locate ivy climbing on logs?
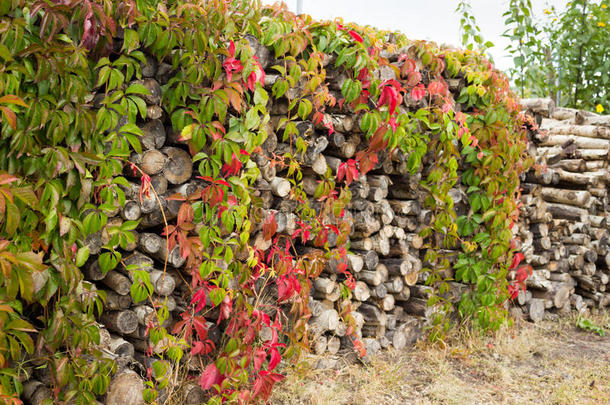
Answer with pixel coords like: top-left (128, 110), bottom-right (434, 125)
top-left (0, 1), bottom-right (533, 403)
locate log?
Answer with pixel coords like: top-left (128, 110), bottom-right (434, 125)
top-left (140, 78), bottom-right (162, 105)
top-left (540, 134), bottom-right (610, 150)
top-left (405, 233), bottom-right (423, 249)
top-left (120, 200), bottom-right (142, 222)
top-left (23, 380), bottom-right (52, 405)
top-left (388, 240), bottom-right (410, 258)
top-left (546, 203), bottom-right (589, 222)
top-left (384, 276), bottom-right (404, 294)
top-left (139, 233), bottom-right (186, 268)
top-left (378, 294), bottom-right (395, 311)
top-left (100, 310), bottom-right (139, 334)
top-left (531, 282), bottom-right (571, 308)
top-left (140, 119), bottom-right (166, 150)
top-left (369, 283), bottom-right (387, 299)
top-left (544, 123), bottom-right (610, 139)
top-left (104, 290), bottom-right (132, 310)
top-left (526, 299), bottom-right (545, 323)
top-left (353, 281), bottom-right (371, 301)
top-left (540, 187), bottom-right (590, 207)
top-left (182, 382), bottom-right (206, 405)
top-left (108, 336), bottom-right (135, 357)
top-left (575, 111), bottom-right (610, 127)
top-left (101, 271), bottom-right (131, 296)
top-left (313, 335), bottom-right (327, 355)
top-left (106, 370), bottom-right (145, 405)
top-left (401, 297), bottom-right (432, 318)
top-left (313, 277), bottom-right (337, 295)
top-left (309, 309), bottom-right (340, 333)
top-left (352, 210), bottom-right (381, 237)
top-left (403, 255), bottom-right (422, 287)
top-left (270, 176), bottom-right (291, 197)
top-left (149, 270), bottom-right (176, 296)
top-left (520, 98), bottom-right (554, 117)
top-left (386, 325), bottom-right (407, 350)
top-left (357, 270), bottom-right (384, 286)
top-left (141, 149), bottom-right (166, 175)
top-left (162, 147), bottom-right (192, 184)
top-left (550, 159), bottom-right (587, 172)
top-left (393, 287), bottom-right (411, 301)
top-left (357, 303), bottom-right (387, 326)
top-left (327, 336), bottom-right (341, 354)
top-left (532, 237), bottom-right (552, 250)
top-left (562, 233), bottom-right (591, 245)
top-left (388, 200), bottom-right (420, 216)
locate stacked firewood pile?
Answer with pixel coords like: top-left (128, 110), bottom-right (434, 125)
top-left (23, 42), bottom-right (610, 403)
top-left (514, 98), bottom-right (610, 322)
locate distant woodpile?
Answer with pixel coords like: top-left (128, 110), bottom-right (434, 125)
top-left (514, 98), bottom-right (610, 322)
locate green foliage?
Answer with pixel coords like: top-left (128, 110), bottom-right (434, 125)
top-left (456, 1), bottom-right (495, 57)
top-left (576, 316), bottom-right (607, 336)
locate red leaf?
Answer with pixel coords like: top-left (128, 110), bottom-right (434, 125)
top-left (191, 341), bottom-right (205, 356)
top-left (428, 80), bottom-right (447, 97)
top-left (217, 295), bottom-right (233, 324)
top-left (253, 348), bottom-right (266, 371)
top-left (356, 150), bottom-right (378, 175)
top-left (191, 288), bottom-right (207, 312)
top-left (515, 265), bottom-right (532, 283)
top-left (406, 70), bottom-right (421, 86)
top-left (0, 95), bottom-right (28, 107)
top-left (268, 347), bottom-right (281, 371)
top-left (507, 283), bottom-right (519, 300)
top-left (348, 30), bottom-right (363, 43)
top-left (378, 81), bottom-right (403, 115)
top-left (262, 212), bottom-right (277, 241)
top-left (228, 40), bottom-right (236, 58)
top-left (510, 252), bottom-right (525, 270)
top-left (177, 203), bottom-right (194, 226)
top-left (222, 153), bottom-right (242, 177)
top-left (199, 363), bottom-right (221, 390)
top-left (312, 111), bottom-right (324, 125)
top-left (337, 163), bottom-right (346, 183)
top-left (411, 84), bottom-right (426, 100)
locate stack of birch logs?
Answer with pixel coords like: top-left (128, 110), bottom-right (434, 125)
top-left (514, 98), bottom-right (610, 322)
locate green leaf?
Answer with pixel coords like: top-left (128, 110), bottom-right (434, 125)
top-left (122, 29), bottom-right (140, 53)
top-left (126, 83), bottom-right (150, 95)
top-left (0, 43), bottom-right (13, 62)
top-left (76, 246), bottom-right (90, 267)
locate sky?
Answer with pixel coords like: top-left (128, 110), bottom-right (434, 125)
top-left (261, 0), bottom-right (568, 72)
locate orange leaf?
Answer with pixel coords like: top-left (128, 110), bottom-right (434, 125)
top-left (225, 88), bottom-right (242, 113)
top-left (0, 106), bottom-right (17, 130)
top-left (0, 95), bottom-right (28, 108)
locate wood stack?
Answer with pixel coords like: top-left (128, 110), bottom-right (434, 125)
top-left (69, 46), bottom-right (610, 402)
top-left (515, 99), bottom-right (610, 321)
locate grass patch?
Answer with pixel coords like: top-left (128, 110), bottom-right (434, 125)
top-left (271, 310), bottom-right (609, 404)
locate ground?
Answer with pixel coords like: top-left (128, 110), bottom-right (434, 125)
top-left (270, 311), bottom-right (609, 405)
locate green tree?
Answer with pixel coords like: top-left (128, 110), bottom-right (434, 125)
top-left (503, 0), bottom-right (609, 112)
top-left (457, 0), bottom-right (609, 112)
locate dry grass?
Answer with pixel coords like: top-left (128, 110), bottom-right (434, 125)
top-left (271, 310), bottom-right (609, 405)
